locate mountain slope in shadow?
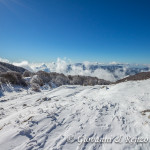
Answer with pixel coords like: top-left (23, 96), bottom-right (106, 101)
top-left (0, 62), bottom-right (26, 74)
top-left (116, 72), bottom-right (150, 83)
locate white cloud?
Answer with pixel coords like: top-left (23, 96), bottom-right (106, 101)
top-left (109, 61), bottom-right (119, 65)
top-left (55, 58), bottom-right (68, 73)
top-left (13, 61), bottom-right (33, 72)
top-left (1, 57), bottom-right (150, 82)
top-left (0, 57), bottom-right (9, 63)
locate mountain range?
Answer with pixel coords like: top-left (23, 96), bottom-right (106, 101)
top-left (0, 59), bottom-right (150, 82)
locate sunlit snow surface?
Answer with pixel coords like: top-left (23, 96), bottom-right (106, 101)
top-left (0, 79), bottom-right (150, 150)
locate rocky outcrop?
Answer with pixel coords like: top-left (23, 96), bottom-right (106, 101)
top-left (0, 62), bottom-right (26, 74)
top-left (116, 72), bottom-right (150, 83)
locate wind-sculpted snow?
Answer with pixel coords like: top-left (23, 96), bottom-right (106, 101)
top-left (0, 79), bottom-right (150, 150)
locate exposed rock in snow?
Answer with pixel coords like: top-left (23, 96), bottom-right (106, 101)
top-left (0, 62), bottom-right (26, 74)
top-left (1, 59), bottom-right (150, 82)
top-left (116, 72), bottom-right (150, 83)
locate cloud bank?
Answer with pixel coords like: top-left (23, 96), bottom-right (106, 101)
top-left (13, 61), bottom-right (33, 72)
top-left (0, 57), bottom-right (150, 82)
top-left (0, 58), bottom-right (9, 63)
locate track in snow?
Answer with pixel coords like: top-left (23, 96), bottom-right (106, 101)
top-left (0, 80), bottom-right (150, 150)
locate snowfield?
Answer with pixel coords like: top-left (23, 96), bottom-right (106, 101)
top-left (0, 79), bottom-right (150, 150)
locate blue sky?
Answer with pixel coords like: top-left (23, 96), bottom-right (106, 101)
top-left (0, 0), bottom-right (150, 63)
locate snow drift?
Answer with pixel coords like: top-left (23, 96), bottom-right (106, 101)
top-left (0, 79), bottom-right (150, 150)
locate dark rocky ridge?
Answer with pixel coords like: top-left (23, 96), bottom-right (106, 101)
top-left (1, 61), bottom-right (150, 90)
top-left (0, 62), bottom-right (26, 74)
top-left (116, 72), bottom-right (150, 83)
top-left (0, 62), bottom-right (111, 89)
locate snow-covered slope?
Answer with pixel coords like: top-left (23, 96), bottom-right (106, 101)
top-left (0, 80), bottom-right (150, 150)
